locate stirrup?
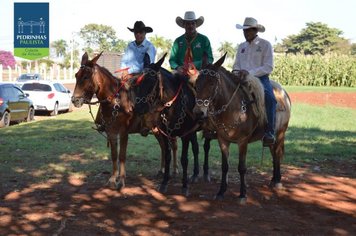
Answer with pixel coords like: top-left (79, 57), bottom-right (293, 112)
top-left (262, 133), bottom-right (275, 146)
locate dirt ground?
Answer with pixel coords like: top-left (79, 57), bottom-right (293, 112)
top-left (1, 92), bottom-right (355, 236)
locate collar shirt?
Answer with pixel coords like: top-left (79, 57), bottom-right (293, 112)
top-left (120, 38), bottom-right (156, 74)
top-left (169, 33), bottom-right (214, 70)
top-left (233, 36), bottom-right (273, 77)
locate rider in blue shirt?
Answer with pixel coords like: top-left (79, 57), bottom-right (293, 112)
top-left (120, 21), bottom-right (156, 76)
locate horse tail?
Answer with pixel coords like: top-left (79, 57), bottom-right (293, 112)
top-left (245, 75), bottom-right (267, 126)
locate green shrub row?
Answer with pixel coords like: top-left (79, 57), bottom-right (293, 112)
top-left (272, 54), bottom-right (356, 87)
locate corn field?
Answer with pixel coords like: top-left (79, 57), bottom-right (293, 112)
top-left (272, 54), bottom-right (356, 87)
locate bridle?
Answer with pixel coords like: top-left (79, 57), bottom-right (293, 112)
top-left (195, 68), bottom-right (242, 116)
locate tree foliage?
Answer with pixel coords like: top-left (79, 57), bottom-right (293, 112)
top-left (0, 51), bottom-right (16, 68)
top-left (218, 41), bottom-right (236, 60)
top-left (79, 24), bottom-right (117, 53)
top-left (279, 22), bottom-right (348, 55)
top-left (51, 39), bottom-right (68, 58)
top-left (149, 35), bottom-right (172, 59)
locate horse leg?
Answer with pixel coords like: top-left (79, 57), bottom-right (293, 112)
top-left (171, 138), bottom-right (179, 176)
top-left (159, 137), bottom-right (171, 193)
top-left (107, 137), bottom-right (119, 189)
top-left (237, 143), bottom-right (248, 204)
top-left (269, 131), bottom-right (285, 189)
top-left (154, 133), bottom-right (165, 177)
top-left (117, 132), bottom-right (128, 189)
top-left (215, 139), bottom-right (230, 200)
top-left (181, 136), bottom-right (190, 196)
top-left (189, 132), bottom-right (200, 183)
top-left (203, 137), bottom-right (211, 182)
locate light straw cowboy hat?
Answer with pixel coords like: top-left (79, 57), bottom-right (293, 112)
top-left (176, 11), bottom-right (204, 28)
top-left (236, 17), bottom-right (265, 32)
top-left (127, 21), bottom-right (153, 33)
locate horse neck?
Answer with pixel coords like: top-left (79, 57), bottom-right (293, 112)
top-left (216, 70), bottom-right (239, 104)
top-left (93, 66), bottom-right (120, 101)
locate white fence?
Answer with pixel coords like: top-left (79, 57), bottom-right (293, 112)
top-left (0, 64), bottom-right (77, 83)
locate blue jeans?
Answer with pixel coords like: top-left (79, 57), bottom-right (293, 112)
top-left (258, 75), bottom-right (277, 134)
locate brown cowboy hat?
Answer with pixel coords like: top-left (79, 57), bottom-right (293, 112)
top-left (127, 21), bottom-right (153, 33)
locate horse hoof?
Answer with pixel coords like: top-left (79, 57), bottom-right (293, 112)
top-left (203, 174), bottom-right (211, 183)
top-left (238, 197), bottom-right (247, 205)
top-left (159, 184), bottom-right (168, 193)
top-left (274, 183), bottom-right (283, 189)
top-left (214, 194), bottom-right (224, 201)
top-left (106, 181), bottom-right (118, 190)
top-left (181, 187), bottom-right (189, 197)
top-left (189, 175), bottom-right (199, 183)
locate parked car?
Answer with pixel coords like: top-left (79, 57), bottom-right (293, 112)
top-left (16, 73), bottom-right (44, 88)
top-left (21, 81), bottom-right (73, 116)
top-left (0, 82), bottom-right (35, 128)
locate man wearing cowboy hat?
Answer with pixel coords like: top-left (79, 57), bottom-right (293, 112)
top-left (120, 21), bottom-right (156, 75)
top-left (115, 21), bottom-right (156, 136)
top-left (169, 11), bottom-right (214, 77)
top-left (232, 17), bottom-right (277, 146)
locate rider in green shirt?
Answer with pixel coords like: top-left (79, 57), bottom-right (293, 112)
top-left (169, 11), bottom-right (214, 76)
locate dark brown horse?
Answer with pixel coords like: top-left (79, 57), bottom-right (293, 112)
top-left (193, 54), bottom-right (291, 203)
top-left (133, 58), bottom-right (204, 195)
top-left (71, 52), bottom-right (178, 189)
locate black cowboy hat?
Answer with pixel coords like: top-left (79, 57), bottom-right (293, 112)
top-left (127, 21), bottom-right (153, 33)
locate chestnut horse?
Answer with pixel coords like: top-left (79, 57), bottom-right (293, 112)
top-left (133, 58), bottom-right (203, 195)
top-left (193, 54), bottom-right (291, 202)
top-left (71, 52), bottom-right (178, 189)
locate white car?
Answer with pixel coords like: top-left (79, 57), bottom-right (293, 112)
top-left (21, 81), bottom-right (73, 116)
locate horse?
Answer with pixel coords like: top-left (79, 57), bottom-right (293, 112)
top-left (71, 52), bottom-right (178, 189)
top-left (132, 56), bottom-right (206, 195)
top-left (193, 54), bottom-right (291, 203)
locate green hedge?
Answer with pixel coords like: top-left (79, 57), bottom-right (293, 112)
top-left (272, 54), bottom-right (356, 87)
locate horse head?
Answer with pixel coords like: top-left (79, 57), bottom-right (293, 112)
top-left (193, 53), bottom-right (227, 119)
top-left (71, 52), bottom-right (103, 107)
top-left (131, 53), bottom-right (167, 115)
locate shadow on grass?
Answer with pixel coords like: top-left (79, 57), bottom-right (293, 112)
top-left (0, 118), bottom-right (355, 235)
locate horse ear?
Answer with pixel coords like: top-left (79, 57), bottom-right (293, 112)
top-left (143, 53), bottom-right (151, 68)
top-left (154, 52), bottom-right (167, 70)
top-left (202, 51), bottom-right (208, 69)
top-left (213, 52), bottom-right (227, 68)
top-left (91, 51), bottom-right (103, 65)
top-left (81, 52), bottom-right (88, 65)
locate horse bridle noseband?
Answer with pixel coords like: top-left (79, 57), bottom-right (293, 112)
top-left (195, 69), bottom-right (220, 108)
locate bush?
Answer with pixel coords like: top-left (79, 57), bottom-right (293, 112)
top-left (0, 51), bottom-right (16, 69)
top-left (272, 54), bottom-right (356, 87)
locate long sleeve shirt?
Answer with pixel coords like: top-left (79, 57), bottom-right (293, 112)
top-left (233, 36), bottom-right (273, 77)
top-left (169, 33), bottom-right (214, 70)
top-left (120, 38), bottom-right (156, 74)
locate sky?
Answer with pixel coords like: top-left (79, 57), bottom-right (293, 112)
top-left (1, 0), bottom-right (356, 56)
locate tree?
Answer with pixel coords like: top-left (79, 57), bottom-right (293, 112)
top-left (351, 43), bottom-right (356, 55)
top-left (112, 39), bottom-right (128, 53)
top-left (280, 22), bottom-right (347, 55)
top-left (0, 51), bottom-right (16, 68)
top-left (51, 39), bottom-right (68, 58)
top-left (218, 41), bottom-right (236, 60)
top-left (79, 24), bottom-right (117, 53)
top-left (149, 35), bottom-right (172, 60)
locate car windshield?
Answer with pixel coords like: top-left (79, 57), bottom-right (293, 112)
top-left (18, 74), bottom-right (41, 81)
top-left (22, 83), bottom-right (51, 91)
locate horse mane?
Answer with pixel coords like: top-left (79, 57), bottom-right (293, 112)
top-left (217, 67), bottom-right (266, 126)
